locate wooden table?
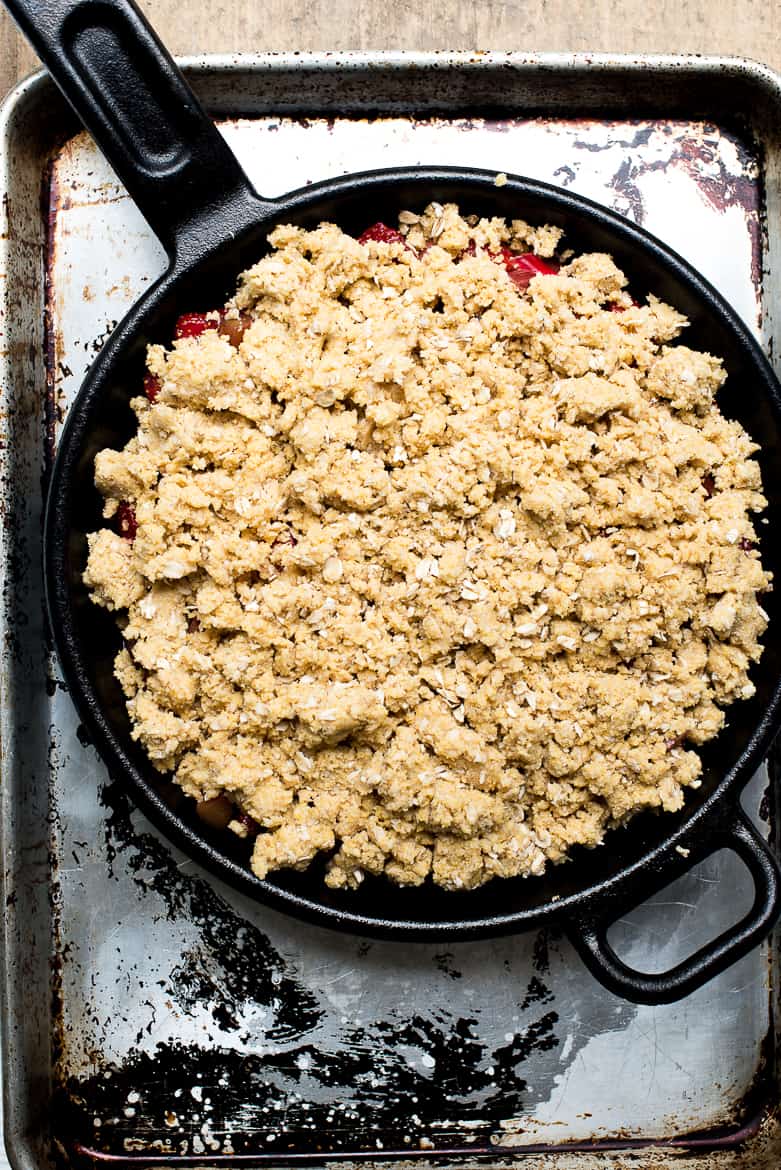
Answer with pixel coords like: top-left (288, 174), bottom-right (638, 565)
top-left (2, 0), bottom-right (781, 101)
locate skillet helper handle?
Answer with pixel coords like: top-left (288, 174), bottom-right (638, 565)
top-left (566, 809), bottom-right (781, 1005)
top-left (4, 0), bottom-right (259, 258)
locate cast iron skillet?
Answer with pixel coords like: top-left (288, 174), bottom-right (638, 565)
top-left (11, 0), bottom-right (781, 1006)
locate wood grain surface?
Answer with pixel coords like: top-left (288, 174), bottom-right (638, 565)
top-left (2, 0), bottom-right (781, 103)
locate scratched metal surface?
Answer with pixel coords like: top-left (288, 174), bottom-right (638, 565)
top-left (3, 55), bottom-right (781, 1170)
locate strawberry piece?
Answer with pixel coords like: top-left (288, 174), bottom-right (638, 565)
top-left (116, 502), bottom-right (137, 542)
top-left (357, 222), bottom-right (406, 246)
top-left (270, 527), bottom-right (298, 569)
top-left (174, 312), bottom-right (219, 340)
top-left (609, 297), bottom-right (641, 313)
top-left (272, 527), bottom-right (298, 550)
top-left (459, 243), bottom-right (559, 288)
top-left (174, 309), bottom-right (251, 345)
top-left (503, 252), bottom-right (560, 290)
top-left (143, 373), bottom-right (161, 403)
top-left (739, 537), bottom-right (757, 552)
top-left (237, 811), bottom-right (260, 838)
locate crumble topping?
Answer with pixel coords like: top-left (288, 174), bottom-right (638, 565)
top-left (83, 203), bottom-right (771, 890)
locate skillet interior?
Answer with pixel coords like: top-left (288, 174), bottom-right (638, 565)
top-left (47, 170), bottom-right (781, 938)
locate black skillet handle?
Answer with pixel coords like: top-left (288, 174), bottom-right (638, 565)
top-left (4, 0), bottom-right (265, 261)
top-left (565, 808), bottom-right (781, 1005)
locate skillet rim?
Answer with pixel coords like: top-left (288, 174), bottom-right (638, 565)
top-left (44, 165), bottom-right (781, 940)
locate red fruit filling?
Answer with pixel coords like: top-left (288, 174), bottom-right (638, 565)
top-left (237, 811), bottom-right (260, 838)
top-left (174, 310), bottom-right (251, 347)
top-left (174, 312), bottom-right (219, 339)
top-left (740, 537), bottom-right (757, 552)
top-left (357, 228), bottom-right (559, 290)
top-left (116, 502), bottom-right (137, 541)
top-left (503, 252), bottom-right (560, 289)
top-left (272, 527), bottom-right (298, 550)
top-left (458, 241), bottom-right (559, 288)
top-left (357, 222), bottom-right (407, 246)
top-left (144, 373), bottom-right (162, 403)
top-left (609, 297), bottom-right (641, 313)
top-left (270, 527), bottom-right (299, 569)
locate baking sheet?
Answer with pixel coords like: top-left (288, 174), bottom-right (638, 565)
top-left (3, 53), bottom-right (781, 1170)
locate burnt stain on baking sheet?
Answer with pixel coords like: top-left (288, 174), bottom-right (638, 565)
top-left (608, 156), bottom-right (646, 225)
top-left (55, 765), bottom-right (775, 1160)
top-left (43, 157), bottom-right (62, 473)
top-left (52, 777), bottom-right (778, 1165)
top-left (568, 120), bottom-right (764, 289)
top-left (99, 780), bottom-right (321, 1041)
top-left (51, 781), bottom-right (619, 1158)
top-left (43, 140), bottom-right (127, 476)
top-left (57, 1015), bottom-right (564, 1156)
top-left (60, 1014), bottom-right (777, 1162)
top-left (761, 737), bottom-right (781, 827)
top-left (432, 951), bottom-right (462, 979)
top-left (552, 165), bottom-right (577, 188)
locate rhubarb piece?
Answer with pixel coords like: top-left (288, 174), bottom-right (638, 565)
top-left (237, 811), bottom-right (260, 838)
top-left (503, 252), bottom-right (560, 290)
top-left (144, 373), bottom-right (162, 403)
top-left (174, 312), bottom-right (218, 340)
top-left (116, 502), bottom-right (137, 542)
top-left (609, 298), bottom-right (641, 312)
top-left (357, 222), bottom-right (406, 246)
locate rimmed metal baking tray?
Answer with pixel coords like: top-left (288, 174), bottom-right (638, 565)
top-left (3, 50), bottom-right (781, 1170)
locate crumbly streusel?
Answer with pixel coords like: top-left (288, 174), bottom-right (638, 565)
top-left (83, 203), bottom-right (771, 891)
